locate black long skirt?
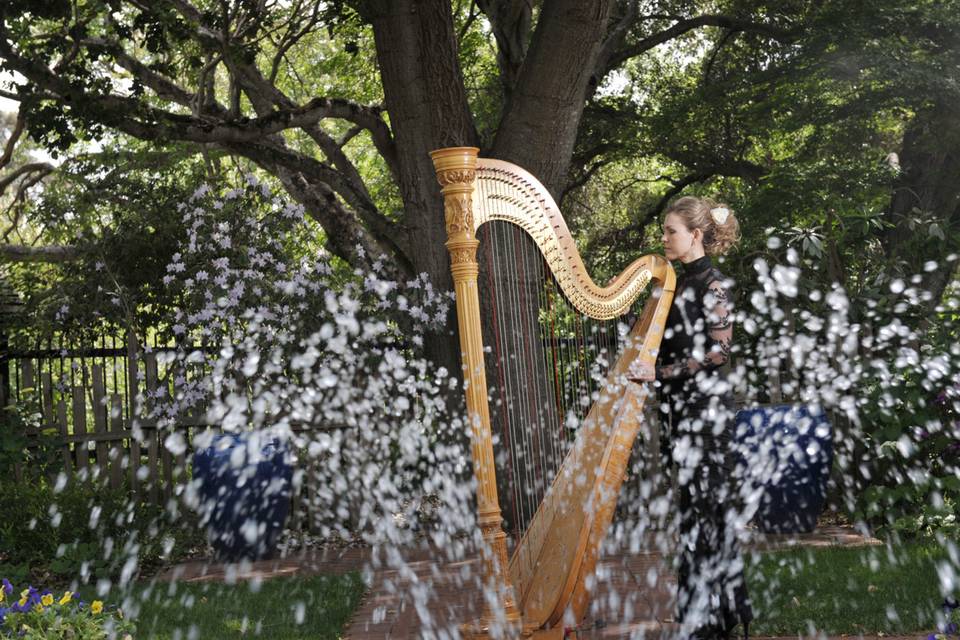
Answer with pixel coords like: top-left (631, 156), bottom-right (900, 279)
top-left (659, 381), bottom-right (754, 638)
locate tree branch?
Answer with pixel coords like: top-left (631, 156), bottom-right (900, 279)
top-left (561, 156), bottom-right (615, 202)
top-left (0, 38), bottom-right (390, 146)
top-left (476, 0), bottom-right (533, 96)
top-left (232, 138), bottom-right (410, 263)
top-left (0, 244), bottom-right (77, 263)
top-left (592, 0), bottom-right (638, 95)
top-left (220, 53), bottom-right (401, 179)
top-left (588, 159), bottom-right (767, 253)
top-left (211, 52), bottom-right (405, 260)
top-left (0, 162), bottom-right (54, 197)
top-left (0, 107), bottom-right (26, 170)
top-left (84, 37), bottom-right (195, 106)
top-left (195, 41), bottom-right (410, 271)
top-left (601, 14), bottom-right (796, 78)
top-left (702, 27), bottom-right (738, 85)
top-left (457, 0), bottom-right (480, 42)
top-left (234, 142), bottom-right (413, 280)
top-left (268, 0), bottom-right (323, 84)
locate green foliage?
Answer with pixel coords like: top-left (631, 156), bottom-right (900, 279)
top-left (851, 367), bottom-right (960, 538)
top-left (575, 0), bottom-right (960, 295)
top-left (0, 481), bottom-right (205, 587)
top-left (0, 388), bottom-right (59, 478)
top-left (6, 147), bottom-right (202, 337)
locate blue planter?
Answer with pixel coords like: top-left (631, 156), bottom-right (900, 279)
top-left (734, 404), bottom-right (833, 534)
top-left (192, 432), bottom-right (293, 561)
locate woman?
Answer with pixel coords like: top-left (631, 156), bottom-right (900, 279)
top-left (629, 196), bottom-right (752, 640)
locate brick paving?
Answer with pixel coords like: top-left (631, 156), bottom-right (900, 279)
top-left (156, 525), bottom-right (892, 639)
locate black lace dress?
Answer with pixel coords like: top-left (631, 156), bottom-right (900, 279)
top-left (656, 255), bottom-right (753, 638)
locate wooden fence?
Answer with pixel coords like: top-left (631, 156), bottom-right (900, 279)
top-left (9, 353), bottom-right (203, 502)
top-left (2, 341), bottom-right (345, 534)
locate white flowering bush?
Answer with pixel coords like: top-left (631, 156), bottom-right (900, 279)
top-left (151, 177), bottom-right (475, 551)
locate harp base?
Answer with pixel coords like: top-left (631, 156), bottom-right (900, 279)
top-left (525, 627), bottom-right (570, 639)
top-left (460, 620), bottom-right (571, 639)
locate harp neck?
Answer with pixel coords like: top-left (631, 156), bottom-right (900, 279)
top-left (473, 158), bottom-right (673, 317)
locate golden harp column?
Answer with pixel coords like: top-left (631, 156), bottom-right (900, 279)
top-left (431, 147), bottom-right (521, 633)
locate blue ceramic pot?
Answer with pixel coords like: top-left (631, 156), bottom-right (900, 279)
top-left (734, 404), bottom-right (833, 533)
top-left (192, 432), bottom-right (293, 561)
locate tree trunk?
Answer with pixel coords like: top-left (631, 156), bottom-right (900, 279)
top-left (492, 0), bottom-right (612, 198)
top-left (365, 0), bottom-right (479, 386)
top-left (366, 1), bottom-right (616, 427)
top-left (883, 102), bottom-right (960, 314)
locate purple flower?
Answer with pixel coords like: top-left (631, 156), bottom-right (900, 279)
top-left (0, 578), bottom-right (11, 595)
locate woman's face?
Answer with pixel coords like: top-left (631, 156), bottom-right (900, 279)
top-left (661, 212), bottom-right (702, 262)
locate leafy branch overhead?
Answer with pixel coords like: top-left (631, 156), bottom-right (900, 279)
top-left (0, 0), bottom-right (794, 271)
top-left (1, 0), bottom-right (959, 367)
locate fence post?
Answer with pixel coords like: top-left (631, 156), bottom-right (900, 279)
top-left (41, 372), bottom-right (54, 426)
top-left (143, 352), bottom-right (159, 507)
top-left (768, 360), bottom-right (783, 404)
top-left (109, 395), bottom-right (124, 490)
top-left (91, 364), bottom-right (109, 484)
top-left (72, 385), bottom-right (89, 481)
top-left (125, 330), bottom-right (140, 422)
top-left (20, 359), bottom-right (34, 394)
top-left (57, 399), bottom-right (71, 481)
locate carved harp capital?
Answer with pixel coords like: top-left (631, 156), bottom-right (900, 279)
top-left (431, 147), bottom-right (482, 273)
top-left (436, 168), bottom-right (477, 187)
top-left (444, 192), bottom-right (475, 236)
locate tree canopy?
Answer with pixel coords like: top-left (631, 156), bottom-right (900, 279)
top-left (0, 0), bottom-right (958, 367)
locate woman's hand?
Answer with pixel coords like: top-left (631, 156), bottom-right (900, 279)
top-left (627, 360), bottom-right (656, 382)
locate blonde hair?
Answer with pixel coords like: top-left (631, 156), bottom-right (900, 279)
top-left (664, 196), bottom-right (740, 256)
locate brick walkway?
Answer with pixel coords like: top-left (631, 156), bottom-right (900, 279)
top-left (157, 526), bottom-right (889, 639)
top-left (341, 526), bottom-right (884, 639)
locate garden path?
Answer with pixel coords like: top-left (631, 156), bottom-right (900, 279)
top-left (157, 525), bottom-right (889, 639)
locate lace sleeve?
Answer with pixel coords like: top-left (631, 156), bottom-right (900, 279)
top-left (656, 279), bottom-right (733, 380)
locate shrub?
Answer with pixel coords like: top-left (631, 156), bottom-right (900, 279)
top-left (0, 388), bottom-right (60, 479)
top-left (0, 481), bottom-right (206, 587)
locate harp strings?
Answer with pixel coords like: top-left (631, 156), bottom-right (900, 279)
top-left (480, 215), bottom-right (628, 542)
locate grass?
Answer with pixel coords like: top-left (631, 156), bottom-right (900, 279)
top-left (51, 541), bottom-right (951, 638)
top-left (86, 572), bottom-right (365, 639)
top-left (747, 542), bottom-right (950, 636)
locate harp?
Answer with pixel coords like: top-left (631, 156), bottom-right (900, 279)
top-left (430, 147), bottom-right (675, 637)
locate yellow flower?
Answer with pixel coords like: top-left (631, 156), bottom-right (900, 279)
top-left (41, 594), bottom-right (54, 607)
top-left (91, 600), bottom-right (103, 615)
top-left (33, 603), bottom-right (43, 613)
top-left (20, 588), bottom-right (29, 599)
top-left (59, 591), bottom-right (73, 605)
top-left (18, 596), bottom-right (27, 607)
top-left (0, 588), bottom-right (4, 603)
